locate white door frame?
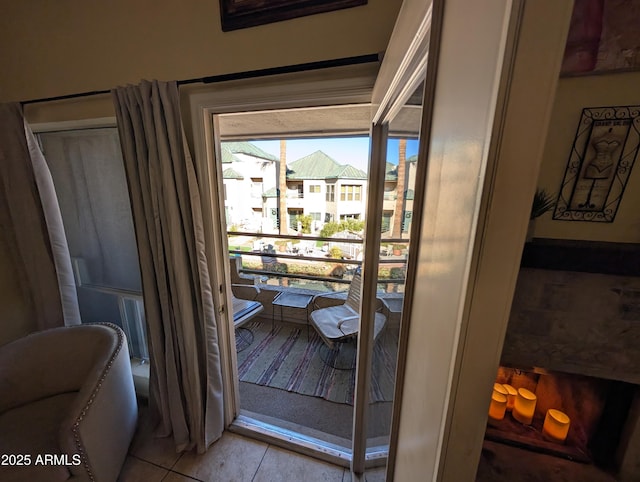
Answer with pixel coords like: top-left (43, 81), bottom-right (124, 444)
top-left (384, 0), bottom-right (574, 481)
top-left (189, 0), bottom-right (573, 478)
top-left (189, 64), bottom-right (378, 433)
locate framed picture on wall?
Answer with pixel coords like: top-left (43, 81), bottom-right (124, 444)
top-left (219, 0), bottom-right (367, 32)
top-left (553, 106), bottom-right (640, 222)
top-left (561, 0), bottom-right (640, 76)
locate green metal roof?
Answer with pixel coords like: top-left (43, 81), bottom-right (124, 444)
top-left (221, 146), bottom-right (237, 164)
top-left (330, 164), bottom-right (367, 179)
top-left (220, 141), bottom-right (279, 163)
top-left (222, 168), bottom-right (243, 179)
top-left (288, 150), bottom-right (366, 180)
top-left (407, 154), bottom-right (418, 163)
top-left (262, 187), bottom-right (278, 198)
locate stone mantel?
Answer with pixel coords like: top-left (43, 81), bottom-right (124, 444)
top-left (501, 239), bottom-right (640, 385)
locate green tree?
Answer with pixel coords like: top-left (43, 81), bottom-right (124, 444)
top-left (320, 221), bottom-right (341, 238)
top-left (340, 218), bottom-right (364, 233)
top-left (299, 214), bottom-right (313, 234)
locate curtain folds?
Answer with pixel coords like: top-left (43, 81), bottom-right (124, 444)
top-left (112, 80), bottom-right (224, 453)
top-left (0, 103), bottom-right (80, 330)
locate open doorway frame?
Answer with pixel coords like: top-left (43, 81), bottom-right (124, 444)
top-left (188, 0), bottom-right (574, 478)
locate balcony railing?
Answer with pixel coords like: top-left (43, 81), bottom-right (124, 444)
top-left (227, 231), bottom-right (409, 291)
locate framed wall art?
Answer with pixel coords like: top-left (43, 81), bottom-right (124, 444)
top-left (553, 106), bottom-right (640, 222)
top-left (219, 0), bottom-right (367, 32)
top-left (561, 0), bottom-right (640, 76)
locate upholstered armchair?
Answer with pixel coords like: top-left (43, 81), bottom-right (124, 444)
top-left (0, 323), bottom-right (138, 482)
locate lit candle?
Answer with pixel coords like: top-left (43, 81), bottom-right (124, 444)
top-left (488, 392), bottom-right (507, 422)
top-left (513, 388), bottom-right (537, 425)
top-left (503, 384), bottom-right (517, 411)
top-left (493, 383), bottom-right (508, 398)
top-left (543, 409), bottom-right (571, 443)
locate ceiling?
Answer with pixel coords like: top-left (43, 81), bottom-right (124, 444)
top-left (218, 103), bottom-right (423, 140)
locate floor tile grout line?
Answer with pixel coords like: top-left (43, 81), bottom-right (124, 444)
top-left (166, 469), bottom-right (205, 482)
top-left (169, 451), bottom-right (184, 471)
top-left (251, 443), bottom-right (271, 481)
top-left (128, 452), bottom-right (175, 472)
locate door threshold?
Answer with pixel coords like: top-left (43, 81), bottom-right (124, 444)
top-left (229, 413), bottom-right (388, 470)
top-left (230, 413), bottom-right (352, 468)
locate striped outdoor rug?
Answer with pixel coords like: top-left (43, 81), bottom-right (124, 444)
top-left (237, 321), bottom-right (398, 405)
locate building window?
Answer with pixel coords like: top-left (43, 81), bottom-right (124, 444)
top-left (340, 184), bottom-right (362, 201)
top-left (326, 184), bottom-right (335, 202)
top-left (289, 209), bottom-right (303, 231)
top-left (309, 212), bottom-right (321, 221)
top-left (250, 177), bottom-right (263, 198)
top-left (381, 211), bottom-right (393, 232)
top-left (39, 127), bottom-right (148, 360)
top-left (309, 184), bottom-right (321, 193)
top-left (340, 214), bottom-right (360, 221)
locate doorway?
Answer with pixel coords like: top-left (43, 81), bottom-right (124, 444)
top-left (211, 101), bottom-right (422, 465)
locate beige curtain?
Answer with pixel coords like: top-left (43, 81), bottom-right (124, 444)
top-left (0, 103), bottom-right (80, 330)
top-left (112, 80), bottom-right (224, 453)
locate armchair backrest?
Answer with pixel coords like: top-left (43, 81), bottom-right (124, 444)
top-left (344, 272), bottom-right (362, 312)
top-left (230, 256), bottom-right (255, 285)
top-left (0, 324), bottom-right (122, 414)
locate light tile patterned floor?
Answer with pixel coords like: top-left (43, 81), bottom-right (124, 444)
top-left (118, 408), bottom-right (386, 482)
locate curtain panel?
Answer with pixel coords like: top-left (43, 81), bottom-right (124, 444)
top-left (0, 103), bottom-right (80, 331)
top-left (112, 81), bottom-right (224, 453)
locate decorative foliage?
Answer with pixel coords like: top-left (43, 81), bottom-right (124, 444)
top-left (530, 188), bottom-right (556, 220)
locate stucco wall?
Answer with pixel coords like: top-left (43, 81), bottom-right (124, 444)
top-left (0, 0), bottom-right (401, 104)
top-left (0, 1), bottom-right (401, 343)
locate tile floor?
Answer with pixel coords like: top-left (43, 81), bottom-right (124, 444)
top-left (118, 406), bottom-right (386, 482)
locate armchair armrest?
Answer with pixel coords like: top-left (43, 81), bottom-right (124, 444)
top-left (231, 284), bottom-right (260, 301)
top-left (337, 314), bottom-right (359, 331)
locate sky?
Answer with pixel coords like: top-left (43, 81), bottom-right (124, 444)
top-left (252, 137), bottom-right (420, 172)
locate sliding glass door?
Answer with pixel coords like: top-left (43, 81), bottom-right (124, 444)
top-left (365, 82), bottom-right (424, 459)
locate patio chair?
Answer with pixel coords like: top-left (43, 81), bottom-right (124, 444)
top-left (231, 283), bottom-right (263, 352)
top-left (310, 272), bottom-right (386, 368)
top-left (230, 256), bottom-right (256, 285)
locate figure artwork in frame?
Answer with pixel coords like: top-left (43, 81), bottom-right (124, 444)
top-left (554, 107), bottom-right (640, 222)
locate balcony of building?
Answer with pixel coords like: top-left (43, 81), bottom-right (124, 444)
top-left (227, 231), bottom-right (408, 447)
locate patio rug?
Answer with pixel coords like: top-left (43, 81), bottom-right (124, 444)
top-left (236, 321), bottom-right (398, 405)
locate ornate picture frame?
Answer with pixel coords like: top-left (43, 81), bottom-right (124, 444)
top-left (553, 106), bottom-right (640, 222)
top-left (219, 0), bottom-right (367, 32)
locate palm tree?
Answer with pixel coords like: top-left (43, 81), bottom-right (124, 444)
top-left (392, 139), bottom-right (407, 238)
top-left (278, 139), bottom-right (287, 234)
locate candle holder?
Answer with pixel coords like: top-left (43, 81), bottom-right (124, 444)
top-left (502, 384), bottom-right (517, 411)
top-left (489, 392), bottom-right (508, 422)
top-left (493, 383), bottom-right (508, 398)
top-left (542, 409), bottom-right (571, 443)
top-left (513, 388), bottom-right (537, 425)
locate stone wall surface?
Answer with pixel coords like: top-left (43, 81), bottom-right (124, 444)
top-left (502, 268), bottom-right (640, 384)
